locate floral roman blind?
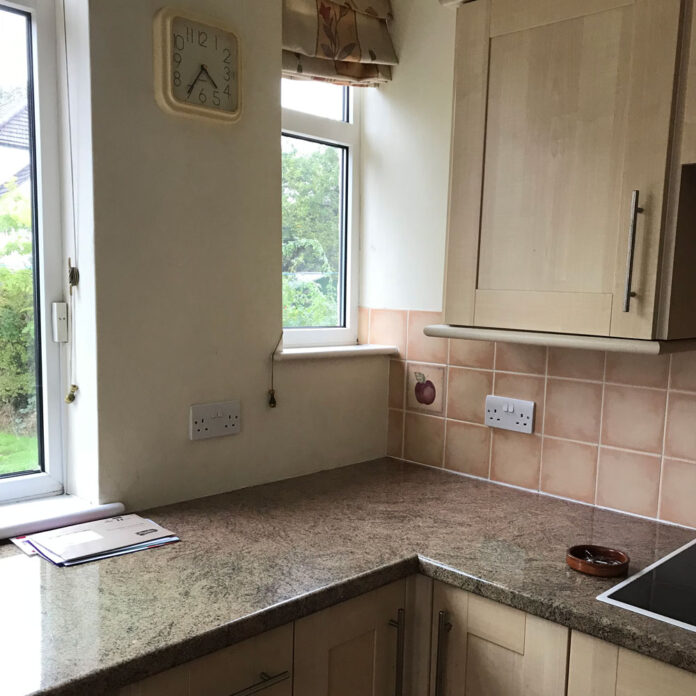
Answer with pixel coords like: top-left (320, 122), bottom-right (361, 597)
top-left (282, 0), bottom-right (398, 86)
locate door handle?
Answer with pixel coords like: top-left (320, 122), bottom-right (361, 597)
top-left (623, 189), bottom-right (644, 313)
top-left (434, 610), bottom-right (452, 696)
top-left (389, 608), bottom-right (406, 696)
top-left (228, 670), bottom-right (290, 696)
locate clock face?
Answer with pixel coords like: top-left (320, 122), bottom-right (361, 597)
top-left (169, 16), bottom-right (239, 115)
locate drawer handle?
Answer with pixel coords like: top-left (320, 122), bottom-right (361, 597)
top-left (434, 610), bottom-right (452, 696)
top-left (623, 189), bottom-right (645, 313)
top-left (229, 670), bottom-right (290, 696)
top-left (389, 607), bottom-right (406, 696)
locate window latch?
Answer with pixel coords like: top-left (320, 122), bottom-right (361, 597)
top-left (68, 257), bottom-right (79, 294)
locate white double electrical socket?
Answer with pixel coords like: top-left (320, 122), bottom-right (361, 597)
top-left (189, 400), bottom-right (241, 441)
top-left (485, 395), bottom-right (535, 434)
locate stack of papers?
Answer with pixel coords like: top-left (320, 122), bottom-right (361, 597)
top-left (11, 514), bottom-right (179, 566)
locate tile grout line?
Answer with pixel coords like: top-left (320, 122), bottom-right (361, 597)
top-left (537, 346), bottom-right (549, 493)
top-left (594, 351), bottom-right (608, 507)
top-left (488, 343), bottom-right (497, 480)
top-left (656, 354), bottom-right (673, 521)
top-left (442, 336), bottom-right (451, 469)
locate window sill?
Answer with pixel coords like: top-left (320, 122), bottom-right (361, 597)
top-left (0, 495), bottom-right (125, 540)
top-left (274, 343), bottom-right (398, 361)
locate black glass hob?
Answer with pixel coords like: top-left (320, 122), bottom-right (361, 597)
top-left (598, 539), bottom-right (696, 632)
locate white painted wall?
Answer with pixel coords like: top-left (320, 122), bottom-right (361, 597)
top-left (360, 0), bottom-right (456, 313)
top-left (65, 0), bottom-right (388, 510)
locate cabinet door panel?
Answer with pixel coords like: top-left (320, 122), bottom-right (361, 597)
top-left (430, 583), bottom-right (568, 696)
top-left (445, 0), bottom-right (681, 338)
top-left (491, 0), bottom-right (633, 37)
top-left (568, 631), bottom-right (696, 696)
top-left (293, 580), bottom-right (406, 696)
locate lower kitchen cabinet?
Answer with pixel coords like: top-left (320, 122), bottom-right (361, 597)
top-left (568, 630), bottom-right (696, 696)
top-left (429, 581), bottom-right (568, 696)
top-left (117, 623), bottom-right (292, 696)
top-left (293, 579), bottom-right (407, 696)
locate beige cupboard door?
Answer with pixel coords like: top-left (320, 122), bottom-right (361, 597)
top-left (293, 580), bottom-right (406, 696)
top-left (568, 630), bottom-right (696, 696)
top-left (445, 0), bottom-right (682, 338)
top-left (118, 623), bottom-right (293, 696)
top-left (429, 582), bottom-right (568, 696)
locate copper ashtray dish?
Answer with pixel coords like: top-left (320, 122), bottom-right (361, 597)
top-left (566, 545), bottom-right (630, 578)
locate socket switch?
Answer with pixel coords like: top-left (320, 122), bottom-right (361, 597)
top-left (190, 400), bottom-right (241, 441)
top-left (485, 395), bottom-right (535, 434)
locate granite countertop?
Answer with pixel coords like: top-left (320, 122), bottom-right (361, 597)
top-left (2, 458), bottom-right (696, 696)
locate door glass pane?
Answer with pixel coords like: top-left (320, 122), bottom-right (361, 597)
top-left (282, 135), bottom-right (346, 328)
top-left (281, 78), bottom-right (348, 122)
top-left (0, 7), bottom-right (41, 477)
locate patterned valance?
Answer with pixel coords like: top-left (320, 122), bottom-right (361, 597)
top-left (282, 0), bottom-right (398, 86)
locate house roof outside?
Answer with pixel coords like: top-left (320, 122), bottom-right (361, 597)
top-left (0, 98), bottom-right (29, 150)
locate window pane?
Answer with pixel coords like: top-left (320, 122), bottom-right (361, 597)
top-left (282, 135), bottom-right (345, 329)
top-left (281, 78), bottom-right (347, 122)
top-left (0, 7), bottom-right (40, 477)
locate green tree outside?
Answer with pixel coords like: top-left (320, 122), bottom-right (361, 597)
top-left (0, 179), bottom-right (39, 475)
top-left (282, 138), bottom-right (343, 328)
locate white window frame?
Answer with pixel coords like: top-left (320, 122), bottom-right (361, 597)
top-left (281, 86), bottom-right (361, 348)
top-left (0, 0), bottom-right (64, 503)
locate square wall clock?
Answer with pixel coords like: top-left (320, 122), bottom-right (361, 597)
top-left (153, 8), bottom-right (241, 122)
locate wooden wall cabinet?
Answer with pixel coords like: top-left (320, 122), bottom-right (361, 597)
top-left (444, 0), bottom-right (696, 340)
top-left (429, 581), bottom-right (568, 696)
top-left (568, 630), bottom-right (696, 696)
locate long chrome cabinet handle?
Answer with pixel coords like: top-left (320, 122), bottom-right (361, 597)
top-left (434, 610), bottom-right (452, 696)
top-left (228, 670), bottom-right (290, 696)
top-left (623, 189), bottom-right (645, 313)
top-left (389, 607), bottom-right (406, 696)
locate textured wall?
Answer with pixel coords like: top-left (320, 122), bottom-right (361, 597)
top-left (68, 0), bottom-right (388, 510)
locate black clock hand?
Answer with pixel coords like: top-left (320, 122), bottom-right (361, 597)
top-left (201, 64), bottom-right (218, 89)
top-left (186, 65), bottom-right (206, 97)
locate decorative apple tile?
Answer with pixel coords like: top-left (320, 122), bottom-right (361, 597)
top-left (407, 363), bottom-right (446, 416)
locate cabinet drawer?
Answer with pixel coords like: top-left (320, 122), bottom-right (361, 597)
top-left (119, 623), bottom-right (292, 696)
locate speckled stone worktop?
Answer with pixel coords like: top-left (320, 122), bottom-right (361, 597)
top-left (2, 458), bottom-right (696, 695)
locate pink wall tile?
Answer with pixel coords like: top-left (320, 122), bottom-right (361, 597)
top-left (605, 353), bottom-right (670, 389)
top-left (447, 368), bottom-right (493, 424)
top-left (671, 353), bottom-right (696, 392)
top-left (404, 413), bottom-right (445, 468)
top-left (387, 409), bottom-right (403, 458)
top-left (406, 363), bottom-right (446, 417)
top-left (544, 379), bottom-right (602, 443)
top-left (547, 348), bottom-right (605, 381)
top-left (490, 430), bottom-right (541, 490)
top-left (596, 448), bottom-right (661, 518)
top-left (445, 421), bottom-right (490, 478)
top-left (449, 339), bottom-right (495, 369)
top-left (660, 458), bottom-right (696, 528)
top-left (495, 343), bottom-right (547, 375)
top-left (407, 311), bottom-right (448, 364)
top-left (601, 385), bottom-right (666, 454)
top-left (494, 373), bottom-right (545, 431)
top-left (358, 306), bottom-right (370, 345)
top-left (540, 438), bottom-right (598, 504)
top-left (370, 309), bottom-right (407, 357)
top-left (665, 392), bottom-right (696, 461)
top-left (369, 309), bottom-right (696, 527)
top-left (388, 360), bottom-right (405, 409)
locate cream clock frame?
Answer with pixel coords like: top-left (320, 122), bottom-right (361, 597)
top-left (153, 8), bottom-right (241, 122)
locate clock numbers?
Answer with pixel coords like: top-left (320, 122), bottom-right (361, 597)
top-left (164, 15), bottom-right (239, 118)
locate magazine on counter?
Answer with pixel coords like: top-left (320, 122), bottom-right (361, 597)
top-left (12, 514), bottom-right (179, 566)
